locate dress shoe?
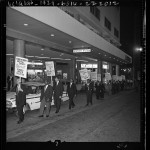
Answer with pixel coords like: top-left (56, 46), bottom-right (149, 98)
top-left (46, 115), bottom-right (49, 117)
top-left (38, 115), bottom-right (43, 117)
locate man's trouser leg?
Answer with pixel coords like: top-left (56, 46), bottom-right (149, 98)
top-left (17, 105), bottom-right (24, 121)
top-left (39, 98), bottom-right (46, 115)
top-left (46, 102), bottom-right (51, 116)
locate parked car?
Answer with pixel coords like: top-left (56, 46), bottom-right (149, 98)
top-left (6, 82), bottom-right (69, 114)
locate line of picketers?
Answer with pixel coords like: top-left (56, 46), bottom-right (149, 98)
top-left (14, 75), bottom-right (131, 124)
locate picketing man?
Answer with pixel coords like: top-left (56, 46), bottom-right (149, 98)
top-left (95, 81), bottom-right (101, 100)
top-left (67, 79), bottom-right (77, 110)
top-left (85, 79), bottom-right (94, 106)
top-left (39, 80), bottom-right (53, 118)
top-left (15, 77), bottom-right (27, 124)
top-left (53, 75), bottom-right (63, 113)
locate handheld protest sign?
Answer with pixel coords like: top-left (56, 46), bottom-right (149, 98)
top-left (14, 56), bottom-right (28, 78)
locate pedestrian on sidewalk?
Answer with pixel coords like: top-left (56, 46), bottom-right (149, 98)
top-left (7, 73), bottom-right (13, 91)
top-left (15, 77), bottom-right (27, 124)
top-left (99, 81), bottom-right (105, 99)
top-left (67, 79), bottom-right (77, 110)
top-left (85, 79), bottom-right (93, 106)
top-left (39, 80), bottom-right (53, 118)
top-left (53, 76), bottom-right (63, 113)
top-left (95, 80), bottom-right (101, 99)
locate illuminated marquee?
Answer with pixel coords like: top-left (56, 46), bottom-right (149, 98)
top-left (73, 49), bottom-right (91, 53)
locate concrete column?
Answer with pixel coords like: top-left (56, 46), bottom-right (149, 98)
top-left (69, 58), bottom-right (76, 81)
top-left (97, 60), bottom-right (103, 82)
top-left (13, 39), bottom-right (26, 84)
top-left (109, 63), bottom-right (112, 76)
top-left (116, 65), bottom-right (119, 76)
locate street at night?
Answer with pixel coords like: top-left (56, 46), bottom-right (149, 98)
top-left (7, 89), bottom-right (140, 142)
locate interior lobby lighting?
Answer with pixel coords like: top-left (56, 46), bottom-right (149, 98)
top-left (69, 41), bottom-right (72, 43)
top-left (65, 59), bottom-right (71, 60)
top-left (135, 47), bottom-right (143, 52)
top-left (76, 60), bottom-right (88, 62)
top-left (41, 48), bottom-right (44, 50)
top-left (35, 56), bottom-right (50, 59)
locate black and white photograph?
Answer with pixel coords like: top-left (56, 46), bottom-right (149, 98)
top-left (2, 0), bottom-right (146, 147)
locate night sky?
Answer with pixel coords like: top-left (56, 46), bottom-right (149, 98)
top-left (120, 0), bottom-right (144, 56)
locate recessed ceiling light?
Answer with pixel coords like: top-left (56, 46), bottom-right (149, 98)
top-left (41, 48), bottom-right (44, 51)
top-left (99, 53), bottom-right (101, 54)
top-left (69, 41), bottom-right (72, 43)
top-left (41, 54), bottom-right (44, 55)
top-left (24, 23), bottom-right (28, 26)
top-left (51, 34), bottom-right (54, 37)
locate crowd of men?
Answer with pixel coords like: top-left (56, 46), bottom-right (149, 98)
top-left (11, 75), bottom-right (134, 124)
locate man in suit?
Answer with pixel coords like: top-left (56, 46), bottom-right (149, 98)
top-left (95, 81), bottom-right (101, 99)
top-left (67, 79), bottom-right (77, 110)
top-left (39, 80), bottom-right (53, 117)
top-left (85, 79), bottom-right (93, 106)
top-left (15, 77), bottom-right (27, 124)
top-left (53, 76), bottom-right (63, 113)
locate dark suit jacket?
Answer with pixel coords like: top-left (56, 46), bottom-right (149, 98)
top-left (53, 81), bottom-right (63, 99)
top-left (40, 85), bottom-right (53, 102)
top-left (67, 82), bottom-right (77, 98)
top-left (15, 84), bottom-right (27, 106)
top-left (85, 82), bottom-right (93, 95)
top-left (95, 83), bottom-right (100, 93)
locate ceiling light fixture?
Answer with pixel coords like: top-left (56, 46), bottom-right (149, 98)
top-left (24, 23), bottom-right (28, 26)
top-left (69, 41), bottom-right (72, 43)
top-left (51, 34), bottom-right (54, 37)
top-left (41, 48), bottom-right (44, 51)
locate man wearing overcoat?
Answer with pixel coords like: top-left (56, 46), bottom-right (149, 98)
top-left (39, 80), bottom-right (53, 117)
top-left (53, 76), bottom-right (63, 113)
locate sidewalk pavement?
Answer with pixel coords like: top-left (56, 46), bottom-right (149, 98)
top-left (6, 88), bottom-right (135, 140)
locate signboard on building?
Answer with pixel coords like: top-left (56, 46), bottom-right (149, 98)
top-left (105, 73), bottom-right (111, 80)
top-left (118, 76), bottom-right (122, 81)
top-left (90, 72), bottom-right (97, 81)
top-left (97, 74), bottom-right (101, 81)
top-left (45, 61), bottom-right (55, 76)
top-left (15, 56), bottom-right (28, 78)
top-left (112, 75), bottom-right (117, 81)
top-left (73, 49), bottom-right (91, 53)
top-left (121, 75), bottom-right (125, 80)
top-left (63, 73), bottom-right (67, 79)
top-left (79, 69), bottom-right (90, 81)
